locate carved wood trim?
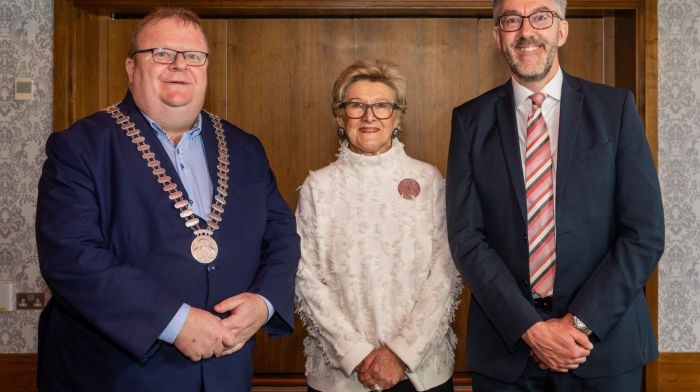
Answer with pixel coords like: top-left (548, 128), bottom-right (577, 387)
top-left (69, 0), bottom-right (647, 17)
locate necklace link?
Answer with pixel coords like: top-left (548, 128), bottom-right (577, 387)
top-left (106, 103), bottom-right (230, 264)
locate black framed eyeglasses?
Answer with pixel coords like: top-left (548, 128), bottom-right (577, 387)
top-left (130, 48), bottom-right (209, 66)
top-left (338, 101), bottom-right (401, 119)
top-left (497, 11), bottom-right (562, 32)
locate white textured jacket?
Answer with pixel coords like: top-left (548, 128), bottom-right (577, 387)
top-left (295, 141), bottom-right (461, 391)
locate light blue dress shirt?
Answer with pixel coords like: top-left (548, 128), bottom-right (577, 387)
top-left (140, 113), bottom-right (274, 343)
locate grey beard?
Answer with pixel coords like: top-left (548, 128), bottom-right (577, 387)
top-left (502, 43), bottom-right (557, 83)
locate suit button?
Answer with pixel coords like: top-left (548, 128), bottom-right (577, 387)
top-left (523, 234), bottom-right (528, 242)
top-left (207, 264), bottom-right (216, 273)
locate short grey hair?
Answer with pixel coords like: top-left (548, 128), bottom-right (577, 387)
top-left (331, 59), bottom-right (407, 117)
top-left (128, 8), bottom-right (208, 57)
top-left (492, 0), bottom-right (567, 20)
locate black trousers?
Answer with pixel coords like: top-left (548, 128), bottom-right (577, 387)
top-left (471, 305), bottom-right (643, 392)
top-left (308, 376), bottom-right (454, 392)
top-left (472, 358), bottom-right (642, 392)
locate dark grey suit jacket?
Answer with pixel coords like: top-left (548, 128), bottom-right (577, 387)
top-left (446, 73), bottom-right (664, 382)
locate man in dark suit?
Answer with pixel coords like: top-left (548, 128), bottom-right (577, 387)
top-left (446, 0), bottom-right (664, 390)
top-left (36, 8), bottom-right (300, 391)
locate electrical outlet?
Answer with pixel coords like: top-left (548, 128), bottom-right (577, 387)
top-left (16, 293), bottom-right (45, 310)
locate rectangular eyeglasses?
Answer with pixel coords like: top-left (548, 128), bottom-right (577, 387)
top-left (131, 48), bottom-right (208, 66)
top-left (497, 11), bottom-right (561, 32)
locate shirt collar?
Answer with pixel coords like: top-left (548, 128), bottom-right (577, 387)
top-left (141, 112), bottom-right (203, 139)
top-left (512, 66), bottom-right (563, 108)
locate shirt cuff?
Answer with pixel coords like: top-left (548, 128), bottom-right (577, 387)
top-left (158, 303), bottom-right (191, 344)
top-left (386, 335), bottom-right (421, 372)
top-left (339, 342), bottom-right (375, 377)
top-left (256, 294), bottom-right (274, 322)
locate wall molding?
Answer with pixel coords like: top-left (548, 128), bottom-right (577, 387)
top-left (11, 352), bottom-right (698, 391)
top-left (0, 355), bottom-right (472, 391)
top-left (0, 354), bottom-right (36, 392)
top-left (657, 353), bottom-right (700, 392)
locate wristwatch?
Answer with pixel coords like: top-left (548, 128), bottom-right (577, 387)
top-left (572, 315), bottom-right (592, 336)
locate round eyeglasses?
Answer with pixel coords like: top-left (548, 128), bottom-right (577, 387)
top-left (497, 11), bottom-right (561, 32)
top-left (131, 48), bottom-right (209, 66)
top-left (339, 102), bottom-right (401, 119)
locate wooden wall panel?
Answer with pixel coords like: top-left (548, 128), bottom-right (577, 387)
top-left (225, 18), bottom-right (354, 372)
top-left (106, 20), bottom-right (139, 104)
top-left (226, 18), bottom-right (353, 210)
top-left (73, 9), bottom-right (101, 120)
top-left (96, 16), bottom-right (111, 109)
top-left (0, 355), bottom-right (36, 392)
top-left (53, 0), bottom-right (72, 131)
top-left (354, 18), bottom-right (478, 174)
top-left (477, 19), bottom-right (510, 95)
top-left (658, 353), bottom-right (700, 392)
top-left (202, 20), bottom-right (228, 117)
top-left (54, 1), bottom-right (110, 129)
top-left (559, 19), bottom-right (607, 84)
top-left (614, 11), bottom-right (638, 97)
top-left (604, 16), bottom-right (617, 87)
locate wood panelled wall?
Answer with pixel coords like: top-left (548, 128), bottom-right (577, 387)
top-left (7, 1), bottom-right (656, 391)
top-left (60, 16), bottom-right (625, 211)
top-left (55, 13), bottom-right (630, 384)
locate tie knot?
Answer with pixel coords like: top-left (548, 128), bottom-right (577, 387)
top-left (530, 93), bottom-right (546, 108)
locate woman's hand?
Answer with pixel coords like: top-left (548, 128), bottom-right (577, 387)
top-left (356, 346), bottom-right (407, 390)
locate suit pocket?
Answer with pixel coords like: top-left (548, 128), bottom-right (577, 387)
top-left (576, 142), bottom-right (613, 162)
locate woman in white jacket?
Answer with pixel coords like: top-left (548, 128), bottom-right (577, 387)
top-left (295, 59), bottom-right (462, 392)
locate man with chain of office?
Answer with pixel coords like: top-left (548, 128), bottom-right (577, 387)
top-left (35, 8), bottom-right (300, 391)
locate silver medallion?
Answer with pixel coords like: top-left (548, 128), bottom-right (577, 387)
top-left (109, 105), bottom-right (229, 266)
top-left (191, 235), bottom-right (219, 264)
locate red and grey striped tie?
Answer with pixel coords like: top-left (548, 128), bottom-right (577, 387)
top-left (525, 93), bottom-right (556, 298)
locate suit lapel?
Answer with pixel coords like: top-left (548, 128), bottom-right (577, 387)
top-left (118, 94), bottom-right (192, 204)
top-left (200, 111), bottom-right (221, 189)
top-left (556, 74), bottom-right (583, 203)
top-left (496, 82), bottom-right (527, 223)
top-left (118, 93), bottom-right (222, 215)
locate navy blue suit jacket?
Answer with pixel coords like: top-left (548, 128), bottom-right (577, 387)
top-left (36, 92), bottom-right (300, 391)
top-left (446, 73), bottom-right (664, 382)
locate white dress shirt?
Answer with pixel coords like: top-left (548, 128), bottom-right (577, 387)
top-left (512, 67), bottom-right (564, 189)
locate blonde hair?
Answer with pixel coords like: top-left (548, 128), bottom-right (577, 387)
top-left (331, 59), bottom-right (407, 117)
top-left (128, 8), bottom-right (207, 57)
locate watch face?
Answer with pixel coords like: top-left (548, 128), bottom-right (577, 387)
top-left (573, 316), bottom-right (592, 335)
